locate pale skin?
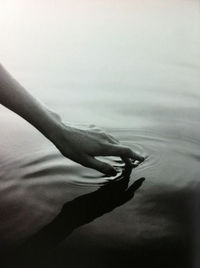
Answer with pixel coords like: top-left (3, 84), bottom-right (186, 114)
top-left (0, 64), bottom-right (144, 176)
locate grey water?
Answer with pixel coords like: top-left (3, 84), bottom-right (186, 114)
top-left (0, 0), bottom-right (200, 267)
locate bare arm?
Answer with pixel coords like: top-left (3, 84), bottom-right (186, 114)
top-left (0, 64), bottom-right (144, 176)
top-left (0, 64), bottom-right (61, 139)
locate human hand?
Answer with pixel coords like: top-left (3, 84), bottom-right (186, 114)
top-left (53, 123), bottom-right (144, 176)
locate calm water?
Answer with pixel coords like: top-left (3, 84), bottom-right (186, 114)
top-left (0, 0), bottom-right (200, 267)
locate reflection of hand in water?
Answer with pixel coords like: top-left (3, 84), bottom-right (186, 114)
top-left (23, 163), bottom-right (145, 259)
top-left (3, 163), bottom-right (145, 267)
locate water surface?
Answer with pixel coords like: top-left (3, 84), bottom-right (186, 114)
top-left (0, 0), bottom-right (200, 267)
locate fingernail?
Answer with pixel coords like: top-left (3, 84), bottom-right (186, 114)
top-left (140, 156), bottom-right (147, 162)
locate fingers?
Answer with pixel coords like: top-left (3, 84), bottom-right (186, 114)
top-left (102, 132), bottom-right (144, 162)
top-left (107, 134), bottom-right (119, 144)
top-left (85, 156), bottom-right (117, 176)
top-left (119, 177), bottom-right (145, 204)
top-left (121, 157), bottom-right (132, 167)
top-left (128, 177), bottom-right (145, 191)
top-left (105, 144), bottom-right (144, 162)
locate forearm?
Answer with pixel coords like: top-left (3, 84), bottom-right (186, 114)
top-left (0, 64), bottom-right (63, 141)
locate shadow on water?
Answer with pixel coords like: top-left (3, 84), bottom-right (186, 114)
top-left (48, 185), bottom-right (193, 268)
top-left (2, 170), bottom-right (196, 268)
top-left (1, 164), bottom-right (145, 268)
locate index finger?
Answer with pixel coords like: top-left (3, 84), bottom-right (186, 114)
top-left (106, 144), bottom-right (145, 162)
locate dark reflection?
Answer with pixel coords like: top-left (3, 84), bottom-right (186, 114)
top-left (2, 165), bottom-right (145, 267)
top-left (25, 172), bottom-right (144, 255)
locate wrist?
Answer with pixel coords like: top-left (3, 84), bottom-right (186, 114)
top-left (43, 110), bottom-right (73, 145)
top-left (34, 108), bottom-right (63, 141)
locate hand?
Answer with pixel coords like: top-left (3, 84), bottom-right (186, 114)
top-left (53, 123), bottom-right (145, 176)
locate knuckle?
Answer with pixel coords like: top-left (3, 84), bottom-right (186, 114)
top-left (96, 128), bottom-right (103, 133)
top-left (109, 134), bottom-right (116, 140)
top-left (101, 132), bottom-right (107, 138)
top-left (89, 124), bottom-right (96, 128)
